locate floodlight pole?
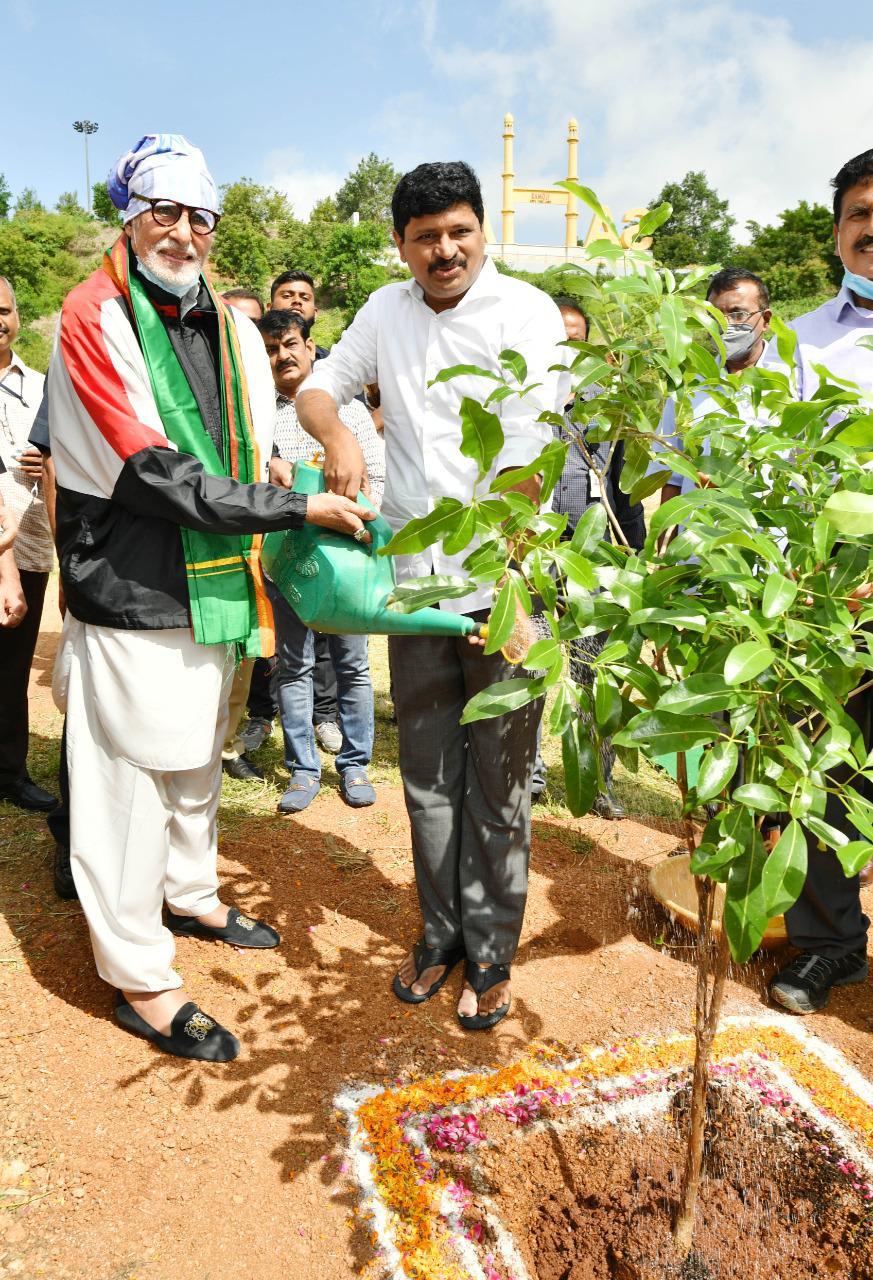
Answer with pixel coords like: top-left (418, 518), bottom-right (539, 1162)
top-left (72, 120), bottom-right (99, 214)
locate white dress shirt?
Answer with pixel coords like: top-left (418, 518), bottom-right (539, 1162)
top-left (302, 256), bottom-right (568, 612)
top-left (0, 352), bottom-right (51, 573)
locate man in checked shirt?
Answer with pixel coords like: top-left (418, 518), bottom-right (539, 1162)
top-left (258, 307), bottom-right (384, 814)
top-left (0, 276), bottom-right (57, 812)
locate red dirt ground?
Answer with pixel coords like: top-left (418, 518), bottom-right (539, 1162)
top-left (1, 598), bottom-right (871, 1280)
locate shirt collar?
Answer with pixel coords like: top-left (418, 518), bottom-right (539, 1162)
top-left (831, 282), bottom-right (873, 325)
top-left (0, 351), bottom-right (31, 381)
top-left (405, 254), bottom-right (501, 311)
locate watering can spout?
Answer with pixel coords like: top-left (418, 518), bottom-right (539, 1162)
top-left (261, 461), bottom-right (484, 639)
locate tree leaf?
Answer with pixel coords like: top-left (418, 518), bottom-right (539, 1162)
top-left (761, 572), bottom-right (799, 619)
top-left (387, 574), bottom-right (473, 611)
top-left (570, 501), bottom-right (608, 554)
top-left (732, 782), bottom-right (783, 812)
top-left (724, 641), bottom-right (775, 685)
top-left (769, 314), bottom-right (798, 380)
top-left (594, 670), bottom-right (622, 735)
top-left (460, 676), bottom-right (545, 724)
top-left (836, 840), bottom-right (873, 877)
top-left (823, 490), bottom-right (873, 535)
top-left (441, 504), bottom-right (477, 556)
top-left (834, 414), bottom-right (873, 448)
top-left (458, 396), bottom-right (504, 478)
top-left (557, 181), bottom-right (617, 235)
top-left (489, 439), bottom-right (567, 495)
top-left (761, 820), bottom-right (807, 919)
top-left (636, 201), bottom-right (672, 237)
top-left (381, 499), bottom-right (464, 555)
top-left (629, 607), bottom-right (709, 632)
top-left (552, 545), bottom-right (597, 589)
top-left (562, 722), bottom-right (598, 817)
top-left (695, 740), bottom-right (740, 802)
top-left (723, 839), bottom-right (769, 963)
top-left (483, 579), bottom-right (517, 655)
top-left (499, 348), bottom-right (527, 384)
top-left (656, 675), bottom-right (742, 717)
top-left (659, 297), bottom-right (692, 367)
top-left (428, 363), bottom-right (501, 386)
top-left (614, 711), bottom-right (719, 755)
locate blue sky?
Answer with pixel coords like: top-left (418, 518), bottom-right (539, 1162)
top-left (5, 0), bottom-right (873, 242)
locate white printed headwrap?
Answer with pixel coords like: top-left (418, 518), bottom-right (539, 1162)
top-left (107, 134), bottom-right (219, 224)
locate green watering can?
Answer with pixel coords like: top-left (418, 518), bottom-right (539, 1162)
top-left (261, 460), bottom-right (487, 640)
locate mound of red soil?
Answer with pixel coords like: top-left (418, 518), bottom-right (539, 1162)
top-left (477, 1084), bottom-right (873, 1280)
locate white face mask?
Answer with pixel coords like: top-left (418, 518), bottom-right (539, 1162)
top-left (836, 232), bottom-right (873, 301)
top-left (136, 259), bottom-right (199, 298)
top-left (722, 322), bottom-right (760, 363)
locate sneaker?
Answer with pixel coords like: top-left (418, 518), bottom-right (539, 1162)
top-left (768, 950), bottom-right (868, 1014)
top-left (314, 721), bottom-right (343, 754)
top-left (237, 717), bottom-right (272, 754)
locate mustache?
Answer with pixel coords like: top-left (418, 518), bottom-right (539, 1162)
top-left (154, 237), bottom-right (198, 260)
top-left (429, 255), bottom-right (465, 274)
top-left (854, 235), bottom-right (873, 252)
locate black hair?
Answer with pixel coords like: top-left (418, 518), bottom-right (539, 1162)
top-left (391, 161), bottom-right (484, 239)
top-left (221, 287), bottom-right (264, 316)
top-left (553, 294), bottom-right (588, 323)
top-left (270, 269), bottom-right (316, 300)
top-left (706, 267), bottom-right (769, 311)
top-left (256, 308), bottom-right (312, 341)
top-left (831, 149), bottom-right (873, 223)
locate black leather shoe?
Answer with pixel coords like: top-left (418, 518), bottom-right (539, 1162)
top-left (114, 994), bottom-right (240, 1061)
top-left (222, 754), bottom-right (264, 782)
top-left (591, 788), bottom-right (626, 820)
top-left (0, 777), bottom-right (58, 813)
top-left (166, 906), bottom-right (280, 948)
top-left (53, 844), bottom-right (78, 900)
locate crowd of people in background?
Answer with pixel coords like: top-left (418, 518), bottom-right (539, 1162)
top-left (0, 134), bottom-right (871, 1060)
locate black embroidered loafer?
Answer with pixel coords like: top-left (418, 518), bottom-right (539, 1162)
top-left (166, 906), bottom-right (280, 949)
top-left (114, 995), bottom-right (240, 1062)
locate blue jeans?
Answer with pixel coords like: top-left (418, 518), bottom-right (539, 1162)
top-left (266, 579), bottom-right (374, 780)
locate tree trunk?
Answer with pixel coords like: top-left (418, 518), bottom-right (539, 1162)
top-left (670, 751), bottom-right (732, 1256)
top-left (673, 880), bottom-right (731, 1254)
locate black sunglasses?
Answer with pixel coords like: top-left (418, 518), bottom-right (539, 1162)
top-left (140, 198), bottom-right (220, 235)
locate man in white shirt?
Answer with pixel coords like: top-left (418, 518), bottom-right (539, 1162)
top-left (298, 161), bottom-right (566, 1029)
top-left (657, 267), bottom-right (772, 508)
top-left (0, 275), bottom-right (57, 812)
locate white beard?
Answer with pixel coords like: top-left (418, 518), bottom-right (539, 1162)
top-left (137, 238), bottom-right (203, 291)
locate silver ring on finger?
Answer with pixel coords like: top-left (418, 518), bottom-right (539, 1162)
top-left (353, 526), bottom-right (368, 543)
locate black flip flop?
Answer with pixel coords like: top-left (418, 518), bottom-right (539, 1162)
top-left (457, 960), bottom-right (512, 1031)
top-left (114, 994), bottom-right (240, 1062)
top-left (392, 939), bottom-right (465, 1005)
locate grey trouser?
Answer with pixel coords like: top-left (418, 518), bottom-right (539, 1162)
top-left (786, 682), bottom-right (870, 958)
top-left (389, 615), bottom-right (541, 966)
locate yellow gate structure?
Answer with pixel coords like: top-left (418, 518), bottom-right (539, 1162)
top-left (488, 114), bottom-right (651, 270)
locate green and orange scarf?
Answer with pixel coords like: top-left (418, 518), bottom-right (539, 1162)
top-left (103, 237), bottom-right (274, 657)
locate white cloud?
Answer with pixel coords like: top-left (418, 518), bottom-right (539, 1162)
top-left (264, 148), bottom-right (343, 219)
top-left (407, 0), bottom-right (873, 244)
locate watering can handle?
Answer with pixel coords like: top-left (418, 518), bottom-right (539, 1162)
top-left (292, 458), bottom-right (392, 553)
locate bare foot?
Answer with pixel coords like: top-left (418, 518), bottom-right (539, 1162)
top-left (122, 988), bottom-right (191, 1035)
top-left (457, 965), bottom-right (511, 1020)
top-left (395, 951), bottom-right (448, 998)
